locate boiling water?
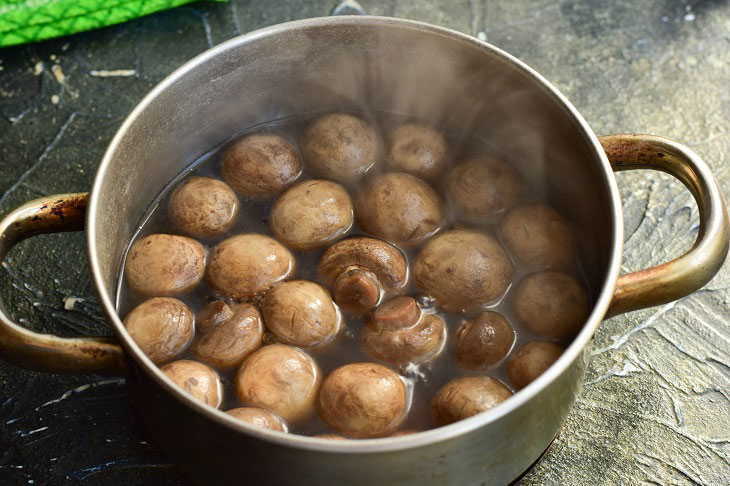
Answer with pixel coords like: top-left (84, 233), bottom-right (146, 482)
top-left (116, 112), bottom-right (591, 436)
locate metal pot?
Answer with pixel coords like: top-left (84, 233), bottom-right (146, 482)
top-left (0, 17), bottom-right (727, 485)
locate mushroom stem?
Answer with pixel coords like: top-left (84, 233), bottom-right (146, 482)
top-left (333, 268), bottom-right (382, 315)
top-left (371, 296), bottom-right (421, 331)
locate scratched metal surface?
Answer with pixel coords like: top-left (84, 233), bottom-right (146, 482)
top-left (0, 1), bottom-right (728, 484)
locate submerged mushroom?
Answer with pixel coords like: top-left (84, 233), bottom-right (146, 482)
top-left (269, 180), bottom-right (353, 250)
top-left (262, 280), bottom-right (340, 348)
top-left (446, 156), bottom-right (524, 223)
top-left (386, 123), bottom-right (449, 179)
top-left (206, 234), bottom-right (294, 299)
top-left (431, 376), bottom-right (512, 426)
top-left (226, 407), bottom-right (288, 432)
top-left (507, 341), bottom-right (564, 390)
top-left (413, 229), bottom-right (512, 313)
top-left (222, 133), bottom-right (301, 198)
top-left (168, 176), bottom-right (239, 238)
top-left (453, 311), bottom-right (515, 370)
top-left (318, 362), bottom-right (408, 438)
top-left (318, 237), bottom-right (408, 315)
top-left (498, 204), bottom-right (575, 270)
top-left (196, 300), bottom-right (233, 333)
top-left (513, 271), bottom-right (589, 340)
top-left (235, 344), bottom-right (321, 423)
top-left (301, 113), bottom-right (381, 181)
top-left (125, 234), bottom-right (206, 297)
top-left (161, 360), bottom-right (223, 408)
top-left (362, 296), bottom-right (446, 365)
top-left (123, 297), bottom-right (194, 364)
top-left (356, 172), bottom-right (444, 247)
top-left (191, 303), bottom-right (263, 369)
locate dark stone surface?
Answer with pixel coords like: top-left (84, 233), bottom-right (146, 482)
top-left (1, 0), bottom-right (728, 484)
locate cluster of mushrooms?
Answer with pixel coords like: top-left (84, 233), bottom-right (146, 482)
top-left (122, 112), bottom-right (589, 439)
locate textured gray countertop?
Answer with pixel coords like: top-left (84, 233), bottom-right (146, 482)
top-left (1, 1), bottom-right (728, 484)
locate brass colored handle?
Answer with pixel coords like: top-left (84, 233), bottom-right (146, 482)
top-left (601, 134), bottom-right (729, 317)
top-left (0, 193), bottom-right (126, 375)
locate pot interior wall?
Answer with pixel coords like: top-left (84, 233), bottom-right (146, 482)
top-left (92, 18), bottom-right (615, 325)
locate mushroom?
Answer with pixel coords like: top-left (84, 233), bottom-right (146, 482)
top-left (226, 407), bottom-right (288, 432)
top-left (453, 311), bottom-right (515, 369)
top-left (235, 344), bottom-right (321, 423)
top-left (318, 362), bottom-right (408, 438)
top-left (125, 234), bottom-right (206, 297)
top-left (356, 172), bottom-right (444, 247)
top-left (196, 300), bottom-right (233, 333)
top-left (168, 176), bottom-right (239, 238)
top-left (318, 237), bottom-right (408, 315)
top-left (206, 234), bottom-right (295, 299)
top-left (386, 123), bottom-right (449, 179)
top-left (222, 133), bottom-right (301, 198)
top-left (413, 229), bottom-right (513, 313)
top-left (512, 271), bottom-right (589, 340)
top-left (161, 360), bottom-right (223, 408)
top-left (362, 296), bottom-right (446, 365)
top-left (123, 297), bottom-right (194, 364)
top-left (191, 303), bottom-right (263, 369)
top-left (507, 341), bottom-right (564, 390)
top-left (498, 204), bottom-right (576, 270)
top-left (431, 376), bottom-right (512, 426)
top-left (262, 280), bottom-right (340, 348)
top-left (445, 156), bottom-right (524, 223)
top-left (301, 113), bottom-right (381, 181)
top-left (269, 180), bottom-right (353, 250)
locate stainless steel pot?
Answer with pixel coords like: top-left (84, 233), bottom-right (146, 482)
top-left (0, 17), bottom-right (728, 486)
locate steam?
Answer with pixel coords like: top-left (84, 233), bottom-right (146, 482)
top-left (279, 24), bottom-right (552, 198)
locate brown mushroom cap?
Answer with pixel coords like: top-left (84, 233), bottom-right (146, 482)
top-left (222, 133), bottom-right (301, 198)
top-left (125, 234), bottom-right (206, 297)
top-left (431, 376), bottom-right (512, 426)
top-left (356, 172), bottom-right (444, 247)
top-left (318, 362), bottom-right (408, 438)
top-left (413, 229), bottom-right (513, 313)
top-left (301, 113), bottom-right (381, 181)
top-left (454, 311), bottom-right (515, 369)
top-left (363, 313), bottom-right (446, 366)
top-left (498, 204), bottom-right (575, 270)
top-left (168, 177), bottom-right (239, 238)
top-left (386, 123), bottom-right (449, 179)
top-left (318, 237), bottom-right (408, 292)
top-left (507, 341), bottom-right (564, 390)
top-left (196, 301), bottom-right (233, 333)
top-left (513, 271), bottom-right (589, 340)
top-left (192, 303), bottom-right (263, 369)
top-left (123, 297), bottom-right (194, 364)
top-left (270, 180), bottom-right (353, 250)
top-left (446, 156), bottom-right (524, 223)
top-left (206, 234), bottom-right (294, 298)
top-left (226, 407), bottom-right (288, 432)
top-left (262, 280), bottom-right (340, 348)
top-left (161, 360), bottom-right (222, 408)
top-left (235, 344), bottom-right (321, 423)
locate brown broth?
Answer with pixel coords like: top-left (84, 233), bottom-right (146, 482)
top-left (116, 112), bottom-right (592, 437)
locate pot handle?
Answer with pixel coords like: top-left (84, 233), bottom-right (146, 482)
top-left (600, 134), bottom-right (729, 318)
top-left (0, 193), bottom-right (126, 375)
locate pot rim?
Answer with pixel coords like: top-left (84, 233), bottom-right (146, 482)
top-left (88, 15), bottom-right (623, 453)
